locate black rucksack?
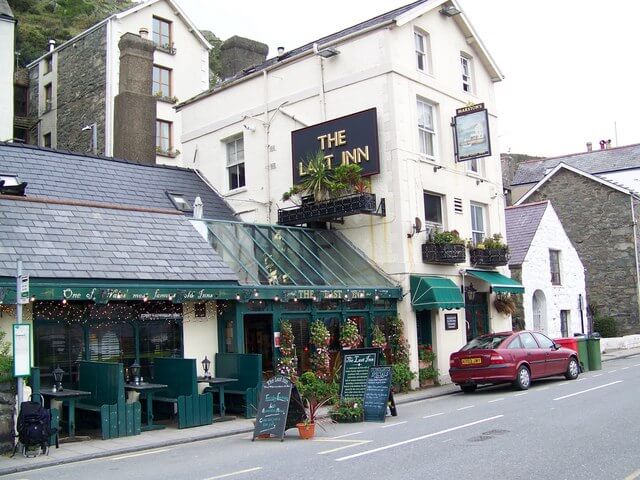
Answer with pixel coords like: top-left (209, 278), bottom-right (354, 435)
top-left (15, 393), bottom-right (57, 457)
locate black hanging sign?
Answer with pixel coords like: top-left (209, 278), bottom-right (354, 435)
top-left (363, 366), bottom-right (393, 422)
top-left (252, 375), bottom-right (293, 441)
top-left (445, 313), bottom-right (458, 331)
top-left (340, 348), bottom-right (379, 401)
top-left (453, 103), bottom-right (492, 163)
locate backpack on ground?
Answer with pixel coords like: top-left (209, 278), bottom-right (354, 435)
top-left (13, 393), bottom-right (58, 457)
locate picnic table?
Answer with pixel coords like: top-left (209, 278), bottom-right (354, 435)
top-left (124, 382), bottom-right (168, 431)
top-left (197, 377), bottom-right (238, 420)
top-left (40, 388), bottom-right (91, 440)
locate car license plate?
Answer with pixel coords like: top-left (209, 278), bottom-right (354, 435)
top-left (461, 357), bottom-right (482, 365)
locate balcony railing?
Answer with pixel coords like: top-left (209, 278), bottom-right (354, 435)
top-left (277, 192), bottom-right (385, 226)
top-left (422, 243), bottom-right (466, 264)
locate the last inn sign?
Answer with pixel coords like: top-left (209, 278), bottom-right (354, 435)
top-left (291, 108), bottom-right (381, 184)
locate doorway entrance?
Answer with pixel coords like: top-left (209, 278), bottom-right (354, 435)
top-left (465, 286), bottom-right (488, 341)
top-left (416, 310), bottom-right (433, 347)
top-left (244, 314), bottom-right (274, 374)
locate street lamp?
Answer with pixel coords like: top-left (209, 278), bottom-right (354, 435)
top-left (130, 361), bottom-right (141, 385)
top-left (201, 356), bottom-right (211, 378)
top-left (466, 283), bottom-right (477, 301)
top-left (53, 365), bottom-right (65, 392)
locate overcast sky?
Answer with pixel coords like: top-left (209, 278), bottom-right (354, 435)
top-left (177, 0), bottom-right (639, 157)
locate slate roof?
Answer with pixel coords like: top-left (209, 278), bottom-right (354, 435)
top-left (512, 143), bottom-right (640, 185)
top-left (504, 201), bottom-right (549, 266)
top-left (0, 197), bottom-right (238, 282)
top-left (0, 0), bottom-right (13, 19)
top-left (0, 142), bottom-right (237, 221)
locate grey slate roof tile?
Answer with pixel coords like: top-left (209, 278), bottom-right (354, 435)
top-left (0, 142), bottom-right (237, 221)
top-left (0, 198), bottom-right (238, 282)
top-left (505, 201), bottom-right (549, 266)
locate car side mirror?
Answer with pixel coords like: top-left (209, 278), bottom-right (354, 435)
top-left (552, 343), bottom-right (560, 350)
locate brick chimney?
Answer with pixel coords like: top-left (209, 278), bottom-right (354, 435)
top-left (113, 32), bottom-right (156, 164)
top-left (220, 36), bottom-right (268, 79)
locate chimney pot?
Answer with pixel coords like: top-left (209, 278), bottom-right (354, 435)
top-left (277, 46), bottom-right (285, 56)
top-left (607, 139), bottom-right (612, 149)
top-left (48, 39), bottom-right (56, 52)
top-left (139, 27), bottom-right (149, 40)
top-left (600, 140), bottom-right (606, 150)
top-left (586, 142), bottom-right (592, 152)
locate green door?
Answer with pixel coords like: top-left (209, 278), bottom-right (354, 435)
top-left (416, 310), bottom-right (433, 347)
top-left (465, 291), bottom-right (489, 341)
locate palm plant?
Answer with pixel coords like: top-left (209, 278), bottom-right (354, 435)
top-left (298, 151), bottom-right (335, 201)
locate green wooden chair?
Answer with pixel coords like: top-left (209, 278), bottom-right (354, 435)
top-left (214, 353), bottom-right (262, 418)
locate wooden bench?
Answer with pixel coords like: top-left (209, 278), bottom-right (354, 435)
top-left (152, 357), bottom-right (213, 429)
top-left (214, 353), bottom-right (262, 418)
top-left (75, 361), bottom-right (141, 440)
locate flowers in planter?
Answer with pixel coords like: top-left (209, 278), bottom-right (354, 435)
top-left (419, 366), bottom-right (439, 385)
top-left (494, 293), bottom-right (517, 315)
top-left (387, 316), bottom-right (415, 392)
top-left (295, 371), bottom-right (338, 426)
top-left (371, 324), bottom-right (387, 349)
top-left (330, 398), bottom-right (363, 423)
top-left (310, 320), bottom-right (331, 381)
top-left (429, 229), bottom-right (464, 245)
top-left (340, 318), bottom-right (362, 349)
top-left (277, 320), bottom-right (298, 381)
top-left (469, 233), bottom-right (509, 251)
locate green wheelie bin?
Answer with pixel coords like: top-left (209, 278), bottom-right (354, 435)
top-left (575, 336), bottom-right (589, 372)
top-left (586, 335), bottom-right (602, 371)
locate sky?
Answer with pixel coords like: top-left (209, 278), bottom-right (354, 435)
top-left (177, 0), bottom-right (640, 158)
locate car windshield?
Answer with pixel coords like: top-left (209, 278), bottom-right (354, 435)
top-left (461, 334), bottom-right (509, 351)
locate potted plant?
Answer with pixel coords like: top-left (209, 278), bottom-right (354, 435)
top-left (277, 320), bottom-right (298, 382)
top-left (418, 365), bottom-right (439, 387)
top-left (310, 320), bottom-right (331, 381)
top-left (330, 398), bottom-right (363, 423)
top-left (340, 318), bottom-right (362, 349)
top-left (469, 233), bottom-right (509, 266)
top-left (422, 229), bottom-right (466, 264)
top-left (371, 324), bottom-right (387, 350)
top-left (494, 293), bottom-right (517, 315)
top-left (295, 371), bottom-right (337, 439)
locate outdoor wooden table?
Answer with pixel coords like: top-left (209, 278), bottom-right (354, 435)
top-left (197, 377), bottom-right (238, 420)
top-left (124, 382), bottom-right (168, 431)
top-left (40, 388), bottom-right (91, 440)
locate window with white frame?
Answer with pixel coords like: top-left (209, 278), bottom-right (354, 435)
top-left (467, 158), bottom-right (480, 174)
top-left (424, 192), bottom-right (443, 229)
top-left (226, 136), bottom-right (245, 190)
top-left (549, 249), bottom-right (561, 285)
top-left (470, 202), bottom-right (485, 245)
top-left (155, 120), bottom-right (171, 152)
top-left (414, 29), bottom-right (430, 73)
top-left (152, 66), bottom-right (171, 97)
top-left (461, 54), bottom-right (473, 93)
top-left (417, 98), bottom-right (435, 158)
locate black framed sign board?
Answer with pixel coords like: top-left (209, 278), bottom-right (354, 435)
top-left (252, 375), bottom-right (293, 441)
top-left (340, 348), bottom-right (380, 401)
top-left (363, 366), bottom-right (393, 422)
top-left (445, 313), bottom-right (458, 331)
top-left (453, 103), bottom-right (492, 163)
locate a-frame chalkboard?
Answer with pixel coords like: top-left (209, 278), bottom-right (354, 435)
top-left (252, 375), bottom-right (292, 441)
top-left (363, 366), bottom-right (393, 422)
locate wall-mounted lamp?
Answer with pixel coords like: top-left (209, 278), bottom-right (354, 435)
top-left (433, 165), bottom-right (443, 173)
top-left (465, 283), bottom-right (477, 301)
top-left (243, 124), bottom-right (256, 132)
top-left (440, 5), bottom-right (461, 16)
top-left (81, 123), bottom-right (98, 155)
top-left (317, 47), bottom-right (340, 58)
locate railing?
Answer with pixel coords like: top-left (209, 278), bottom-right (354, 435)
top-left (422, 243), bottom-right (466, 264)
top-left (469, 247), bottom-right (509, 266)
top-left (277, 192), bottom-right (385, 226)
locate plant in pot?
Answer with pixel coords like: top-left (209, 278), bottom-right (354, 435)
top-left (418, 365), bottom-right (440, 387)
top-left (494, 293), bottom-right (517, 315)
top-left (330, 398), bottom-right (363, 423)
top-left (277, 320), bottom-right (298, 382)
top-left (340, 318), bottom-right (362, 349)
top-left (295, 371), bottom-right (338, 439)
top-left (310, 320), bottom-right (331, 381)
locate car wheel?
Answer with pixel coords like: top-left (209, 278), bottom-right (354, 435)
top-left (513, 365), bottom-right (531, 390)
top-left (565, 357), bottom-right (579, 380)
top-left (460, 385), bottom-right (477, 393)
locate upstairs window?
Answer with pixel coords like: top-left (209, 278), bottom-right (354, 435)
top-left (152, 17), bottom-right (172, 48)
top-left (424, 192), bottom-right (443, 229)
top-left (15, 85), bottom-right (28, 116)
top-left (155, 120), bottom-right (172, 152)
top-left (461, 54), bottom-right (473, 93)
top-left (417, 98), bottom-right (436, 158)
top-left (414, 30), bottom-right (431, 73)
top-left (226, 135), bottom-right (245, 190)
top-left (152, 66), bottom-right (171, 97)
top-left (44, 83), bottom-right (53, 112)
top-left (43, 132), bottom-right (52, 148)
top-left (470, 202), bottom-right (485, 245)
top-left (549, 249), bottom-right (561, 285)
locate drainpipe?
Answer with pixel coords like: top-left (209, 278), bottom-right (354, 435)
top-left (630, 196), bottom-right (640, 324)
top-left (313, 43), bottom-right (327, 120)
top-left (263, 70), bottom-right (272, 221)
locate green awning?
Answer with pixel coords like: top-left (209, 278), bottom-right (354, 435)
top-left (466, 270), bottom-right (524, 294)
top-left (410, 275), bottom-right (464, 311)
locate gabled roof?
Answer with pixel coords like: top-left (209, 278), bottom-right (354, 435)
top-left (0, 0), bottom-right (14, 20)
top-left (515, 162), bottom-right (636, 205)
top-left (512, 143), bottom-right (640, 186)
top-left (0, 197), bottom-right (238, 282)
top-left (180, 0), bottom-right (502, 108)
top-left (26, 0), bottom-right (210, 68)
top-left (505, 201), bottom-right (549, 266)
top-left (0, 142), bottom-right (237, 221)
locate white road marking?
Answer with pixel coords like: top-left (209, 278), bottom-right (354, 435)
top-left (593, 373), bottom-right (603, 377)
top-left (335, 415), bottom-right (504, 462)
top-left (576, 378), bottom-right (584, 382)
top-left (318, 440), bottom-right (371, 455)
top-left (624, 468), bottom-right (640, 480)
top-left (441, 438), bottom-right (453, 443)
top-left (331, 431), bottom-right (363, 439)
top-left (457, 405), bottom-right (475, 411)
top-left (553, 381), bottom-right (623, 401)
top-left (633, 363), bottom-right (640, 367)
top-left (609, 369), bottom-right (618, 373)
top-left (536, 387), bottom-right (550, 391)
top-left (313, 439), bottom-right (368, 443)
top-left (110, 448), bottom-right (171, 461)
top-left (204, 467), bottom-right (263, 480)
top-left (622, 367), bottom-right (630, 370)
top-left (514, 392), bottom-right (528, 396)
top-left (381, 421), bottom-right (408, 429)
top-left (488, 398), bottom-right (504, 403)
top-left (423, 412), bottom-right (445, 419)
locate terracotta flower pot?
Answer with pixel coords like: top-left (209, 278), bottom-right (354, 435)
top-left (296, 422), bottom-right (315, 440)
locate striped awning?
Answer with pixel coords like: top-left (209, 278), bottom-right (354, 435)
top-left (410, 275), bottom-right (464, 311)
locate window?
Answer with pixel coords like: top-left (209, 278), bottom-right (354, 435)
top-left (424, 192), bottom-right (443, 228)
top-left (15, 85), bottom-right (28, 116)
top-left (461, 54), bottom-right (473, 93)
top-left (13, 127), bottom-right (28, 143)
top-left (520, 332), bottom-right (539, 349)
top-left (167, 192), bottom-right (192, 212)
top-left (507, 336), bottom-right (523, 349)
top-left (152, 66), bottom-right (171, 97)
top-left (43, 132), bottom-right (51, 148)
top-left (417, 98), bottom-right (435, 157)
top-left (44, 83), bottom-right (52, 112)
top-left (560, 310), bottom-right (570, 337)
top-left (470, 203), bottom-right (485, 245)
top-left (414, 30), bottom-right (430, 73)
top-left (532, 332), bottom-right (554, 349)
top-left (44, 56), bottom-right (53, 74)
top-left (155, 120), bottom-right (172, 152)
top-left (550, 250), bottom-right (561, 285)
top-left (0, 175), bottom-right (19, 186)
top-left (467, 158), bottom-right (480, 174)
top-left (152, 17), bottom-right (172, 48)
top-left (226, 135), bottom-right (245, 190)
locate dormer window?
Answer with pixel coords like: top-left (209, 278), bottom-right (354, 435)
top-left (0, 175), bottom-right (27, 196)
top-left (167, 192), bottom-right (192, 212)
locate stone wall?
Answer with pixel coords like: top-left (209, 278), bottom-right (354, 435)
top-left (0, 381), bottom-right (16, 454)
top-left (219, 36), bottom-right (268, 79)
top-left (527, 168), bottom-right (640, 334)
top-left (56, 24), bottom-right (107, 155)
top-left (28, 65), bottom-right (39, 143)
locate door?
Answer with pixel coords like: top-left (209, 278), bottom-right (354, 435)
top-left (465, 292), bottom-right (489, 342)
top-left (519, 332), bottom-right (546, 378)
top-left (416, 310), bottom-right (433, 347)
top-left (244, 314), bottom-right (274, 374)
top-left (533, 332), bottom-right (564, 375)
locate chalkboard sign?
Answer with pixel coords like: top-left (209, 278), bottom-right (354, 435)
top-left (340, 348), bottom-right (379, 400)
top-left (252, 375), bottom-right (292, 441)
top-left (363, 366), bottom-right (392, 422)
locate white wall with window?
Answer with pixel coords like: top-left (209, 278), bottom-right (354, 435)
top-left (460, 53), bottom-right (473, 93)
top-left (226, 135), bottom-right (245, 191)
top-left (470, 202), bottom-right (486, 244)
top-left (414, 29), bottom-right (431, 74)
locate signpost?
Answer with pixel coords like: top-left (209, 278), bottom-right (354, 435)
top-left (252, 375), bottom-right (298, 441)
top-left (340, 348), bottom-right (379, 401)
top-left (19, 274), bottom-right (29, 304)
top-left (363, 366), bottom-right (393, 422)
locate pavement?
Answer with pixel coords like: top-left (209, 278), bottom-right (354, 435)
top-left (1, 346), bottom-right (638, 476)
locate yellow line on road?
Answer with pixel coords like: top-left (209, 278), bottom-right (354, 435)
top-left (204, 467), bottom-right (262, 480)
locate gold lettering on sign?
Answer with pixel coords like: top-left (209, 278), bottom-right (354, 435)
top-left (341, 145), bottom-right (370, 165)
top-left (317, 130), bottom-right (347, 149)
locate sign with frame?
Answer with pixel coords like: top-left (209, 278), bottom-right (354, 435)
top-left (19, 275), bottom-right (29, 305)
top-left (445, 313), bottom-right (459, 331)
top-left (13, 324), bottom-right (31, 377)
top-left (291, 108), bottom-right (380, 185)
top-left (453, 103), bottom-right (491, 162)
top-left (340, 348), bottom-right (380, 401)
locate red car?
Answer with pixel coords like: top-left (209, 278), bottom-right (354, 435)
top-left (449, 331), bottom-right (580, 393)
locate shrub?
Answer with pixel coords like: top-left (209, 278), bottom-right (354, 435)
top-left (296, 371), bottom-right (338, 423)
top-left (0, 330), bottom-right (12, 383)
top-left (593, 316), bottom-right (618, 338)
top-left (431, 229), bottom-right (464, 245)
top-left (310, 320), bottom-right (331, 381)
top-left (371, 324), bottom-right (387, 349)
top-left (392, 363), bottom-right (415, 393)
top-left (340, 318), bottom-right (362, 349)
top-left (277, 320), bottom-right (298, 381)
top-left (330, 398), bottom-right (363, 423)
top-left (419, 366), bottom-right (439, 384)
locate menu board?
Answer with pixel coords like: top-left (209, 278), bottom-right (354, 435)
top-left (340, 348), bottom-right (379, 400)
top-left (252, 375), bottom-right (292, 441)
top-left (363, 366), bottom-right (392, 422)
top-left (13, 324), bottom-right (31, 377)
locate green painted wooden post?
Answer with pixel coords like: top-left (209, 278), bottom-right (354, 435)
top-left (235, 308), bottom-right (244, 354)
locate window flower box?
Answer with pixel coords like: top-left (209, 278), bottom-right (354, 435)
top-left (156, 147), bottom-right (180, 158)
top-left (469, 247), bottom-right (509, 266)
top-left (422, 242), bottom-right (466, 264)
top-left (277, 192), bottom-right (382, 226)
top-left (155, 43), bottom-right (176, 55)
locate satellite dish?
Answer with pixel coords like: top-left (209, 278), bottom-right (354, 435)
top-left (414, 217), bottom-right (422, 234)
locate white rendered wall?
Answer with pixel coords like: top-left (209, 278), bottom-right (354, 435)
top-left (0, 16), bottom-right (14, 141)
top-left (520, 205), bottom-right (587, 338)
top-left (182, 301), bottom-right (218, 377)
top-left (36, 52), bottom-right (58, 148)
top-left (180, 5), bottom-right (507, 383)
